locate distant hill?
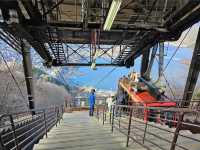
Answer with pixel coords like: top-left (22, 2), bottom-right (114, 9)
top-left (32, 67), bottom-right (70, 91)
top-left (0, 46), bottom-right (77, 91)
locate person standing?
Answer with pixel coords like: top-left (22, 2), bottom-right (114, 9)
top-left (89, 89), bottom-right (96, 116)
top-left (106, 94), bottom-right (115, 113)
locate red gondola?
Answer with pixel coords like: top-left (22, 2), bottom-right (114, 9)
top-left (117, 73), bottom-right (177, 125)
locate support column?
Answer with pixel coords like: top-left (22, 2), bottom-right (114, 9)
top-left (21, 40), bottom-right (35, 114)
top-left (141, 48), bottom-right (150, 78)
top-left (158, 42), bottom-right (164, 79)
top-left (144, 44), bottom-right (158, 80)
top-left (182, 27), bottom-right (200, 107)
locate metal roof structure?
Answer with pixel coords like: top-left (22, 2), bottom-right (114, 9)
top-left (0, 0), bottom-right (200, 67)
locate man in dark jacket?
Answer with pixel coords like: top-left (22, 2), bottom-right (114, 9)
top-left (89, 89), bottom-right (95, 116)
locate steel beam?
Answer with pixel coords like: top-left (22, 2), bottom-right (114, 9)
top-left (165, 1), bottom-right (200, 33)
top-left (0, 0), bottom-right (200, 68)
top-left (21, 40), bottom-right (35, 114)
top-left (43, 29), bottom-right (138, 45)
top-left (20, 0), bottom-right (42, 23)
top-left (182, 26), bottom-right (200, 107)
top-left (0, 23), bottom-right (52, 63)
top-left (44, 22), bottom-right (166, 31)
top-left (0, 30), bottom-right (21, 53)
top-left (158, 42), bottom-right (164, 79)
top-left (120, 1), bottom-right (200, 66)
top-left (141, 47), bottom-right (150, 78)
top-left (43, 0), bottom-right (64, 16)
top-left (51, 62), bottom-right (124, 67)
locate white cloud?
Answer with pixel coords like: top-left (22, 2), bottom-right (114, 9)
top-left (168, 23), bottom-right (199, 50)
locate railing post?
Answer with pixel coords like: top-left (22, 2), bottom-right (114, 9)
top-left (9, 115), bottom-right (19, 150)
top-left (0, 130), bottom-right (5, 150)
top-left (104, 105), bottom-right (107, 122)
top-left (170, 112), bottom-right (184, 150)
top-left (61, 105), bottom-right (65, 120)
top-left (97, 106), bottom-right (99, 121)
top-left (143, 119), bottom-right (148, 144)
top-left (103, 105), bottom-right (105, 125)
top-left (56, 107), bottom-right (60, 125)
top-left (110, 105), bottom-right (112, 124)
top-left (111, 105), bottom-right (115, 132)
top-left (0, 116), bottom-right (5, 150)
top-left (55, 107), bottom-right (58, 127)
top-left (43, 110), bottom-right (48, 138)
top-left (58, 107), bottom-right (61, 124)
top-left (126, 107), bottom-right (133, 147)
top-left (95, 105), bottom-right (97, 118)
top-left (119, 107), bottom-right (122, 128)
top-left (143, 108), bottom-right (148, 144)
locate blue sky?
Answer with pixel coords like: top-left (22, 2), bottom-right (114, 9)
top-left (68, 44), bottom-right (193, 91)
top-left (0, 40), bottom-right (193, 92)
top-left (59, 23), bottom-right (200, 91)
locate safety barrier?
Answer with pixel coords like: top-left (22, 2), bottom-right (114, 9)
top-left (0, 105), bottom-right (64, 150)
top-left (95, 104), bottom-right (200, 150)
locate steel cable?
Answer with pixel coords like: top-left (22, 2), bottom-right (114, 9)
top-left (163, 27), bottom-right (192, 72)
top-left (0, 50), bottom-right (26, 102)
top-left (95, 67), bottom-right (117, 87)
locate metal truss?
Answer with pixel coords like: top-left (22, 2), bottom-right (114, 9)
top-left (0, 0), bottom-right (199, 67)
top-left (0, 0), bottom-right (200, 109)
top-left (0, 29), bottom-right (21, 53)
top-left (51, 43), bottom-right (124, 66)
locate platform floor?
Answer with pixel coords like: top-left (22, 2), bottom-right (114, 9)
top-left (33, 112), bottom-right (200, 150)
top-left (33, 112), bottom-right (144, 150)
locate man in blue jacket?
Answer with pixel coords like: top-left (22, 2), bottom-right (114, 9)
top-left (89, 89), bottom-right (95, 116)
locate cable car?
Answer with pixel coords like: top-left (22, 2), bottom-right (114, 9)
top-left (117, 72), bottom-right (177, 126)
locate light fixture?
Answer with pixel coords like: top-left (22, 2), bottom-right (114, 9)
top-left (91, 62), bottom-right (97, 70)
top-left (103, 0), bottom-right (122, 31)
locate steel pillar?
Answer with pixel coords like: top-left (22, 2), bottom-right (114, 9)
top-left (21, 40), bottom-right (35, 114)
top-left (144, 44), bottom-right (158, 80)
top-left (158, 42), bottom-right (164, 79)
top-left (182, 26), bottom-right (200, 106)
top-left (141, 48), bottom-right (150, 78)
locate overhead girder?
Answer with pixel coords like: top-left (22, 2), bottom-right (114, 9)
top-left (0, 0), bottom-right (53, 63)
top-left (0, 0), bottom-right (26, 23)
top-left (20, 0), bottom-right (43, 23)
top-left (0, 29), bottom-right (21, 53)
top-left (1, 23), bottom-right (52, 63)
top-left (43, 0), bottom-right (65, 17)
top-left (122, 1), bottom-right (200, 66)
top-left (164, 1), bottom-right (200, 33)
top-left (22, 16), bottom-right (167, 33)
top-left (182, 26), bottom-right (200, 107)
top-left (44, 29), bottom-right (139, 45)
top-left (123, 32), bottom-right (159, 66)
top-left (51, 62), bottom-right (123, 67)
top-left (0, 0), bottom-right (199, 67)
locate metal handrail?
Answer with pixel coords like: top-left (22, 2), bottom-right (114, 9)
top-left (95, 104), bottom-right (200, 150)
top-left (0, 105), bottom-right (64, 150)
